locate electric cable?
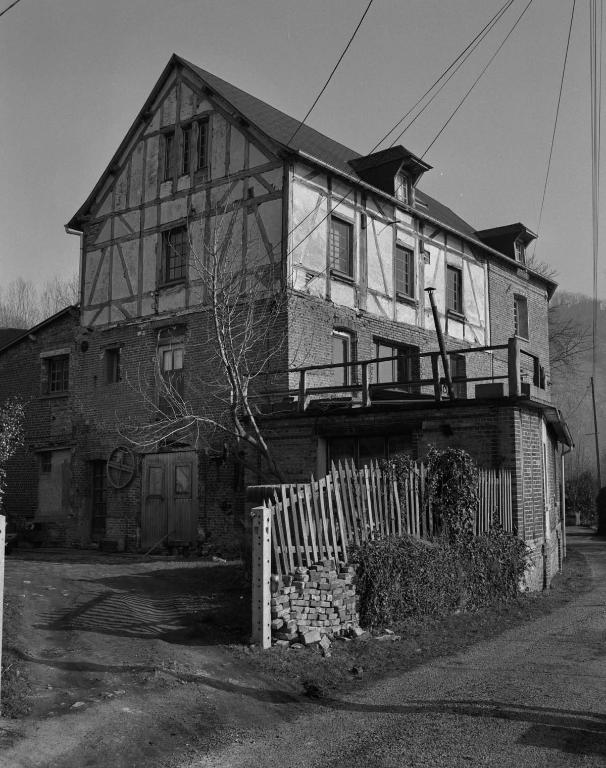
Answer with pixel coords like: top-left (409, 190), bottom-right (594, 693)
top-left (0, 0), bottom-right (23, 19)
top-left (286, 0), bottom-right (375, 147)
top-left (422, 0), bottom-right (535, 159)
top-left (371, 0), bottom-right (515, 152)
top-left (532, 0), bottom-right (577, 261)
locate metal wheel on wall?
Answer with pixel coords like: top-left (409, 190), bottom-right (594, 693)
top-left (107, 446), bottom-right (136, 489)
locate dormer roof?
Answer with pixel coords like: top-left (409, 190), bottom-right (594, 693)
top-left (348, 146), bottom-right (432, 194)
top-left (475, 223), bottom-right (537, 246)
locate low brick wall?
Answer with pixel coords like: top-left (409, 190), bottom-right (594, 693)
top-left (271, 559), bottom-right (358, 644)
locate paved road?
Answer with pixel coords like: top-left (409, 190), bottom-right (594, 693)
top-left (183, 531), bottom-right (606, 768)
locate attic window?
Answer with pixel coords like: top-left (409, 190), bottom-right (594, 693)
top-left (162, 131), bottom-right (175, 181)
top-left (395, 172), bottom-right (411, 204)
top-left (514, 239), bottom-right (526, 264)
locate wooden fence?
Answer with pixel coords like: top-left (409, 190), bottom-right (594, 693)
top-left (262, 460), bottom-right (513, 576)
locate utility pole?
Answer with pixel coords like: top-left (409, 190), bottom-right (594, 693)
top-left (591, 376), bottom-right (602, 488)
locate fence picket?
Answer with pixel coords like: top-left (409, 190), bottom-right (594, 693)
top-left (331, 463), bottom-right (348, 562)
top-left (303, 484), bottom-right (319, 563)
top-left (318, 477), bottom-right (333, 560)
top-left (325, 474), bottom-right (341, 563)
top-left (271, 490), bottom-right (289, 575)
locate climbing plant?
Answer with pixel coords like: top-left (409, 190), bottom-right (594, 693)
top-left (425, 447), bottom-right (478, 545)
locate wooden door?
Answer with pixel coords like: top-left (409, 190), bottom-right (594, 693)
top-left (141, 452), bottom-right (198, 550)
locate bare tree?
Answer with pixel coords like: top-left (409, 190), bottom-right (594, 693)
top-left (0, 275), bottom-right (78, 329)
top-left (121, 202), bottom-right (288, 482)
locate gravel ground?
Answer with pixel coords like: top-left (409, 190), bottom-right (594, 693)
top-left (178, 530), bottom-right (606, 768)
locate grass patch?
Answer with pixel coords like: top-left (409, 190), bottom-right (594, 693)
top-left (230, 544), bottom-right (591, 700)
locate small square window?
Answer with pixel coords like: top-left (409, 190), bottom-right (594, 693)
top-left (162, 131), bottom-right (175, 181)
top-left (105, 348), bottom-right (121, 384)
top-left (514, 295), bottom-right (529, 339)
top-left (47, 355), bottom-right (69, 393)
top-left (329, 217), bottom-right (353, 277)
top-left (40, 452), bottom-right (52, 473)
top-left (395, 245), bottom-right (414, 298)
top-left (446, 265), bottom-right (463, 315)
top-left (162, 227), bottom-right (188, 284)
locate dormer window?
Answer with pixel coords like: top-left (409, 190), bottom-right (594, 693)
top-left (514, 239), bottom-right (526, 264)
top-left (395, 172), bottom-right (411, 204)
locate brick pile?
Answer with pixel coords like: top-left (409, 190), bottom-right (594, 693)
top-left (271, 559), bottom-right (358, 644)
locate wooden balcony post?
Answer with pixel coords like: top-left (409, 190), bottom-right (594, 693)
top-left (298, 369), bottom-right (307, 411)
top-left (431, 353), bottom-right (442, 401)
top-left (361, 362), bottom-right (370, 407)
top-left (508, 337), bottom-right (521, 397)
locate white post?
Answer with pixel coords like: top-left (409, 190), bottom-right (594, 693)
top-left (251, 505), bottom-right (271, 649)
top-left (0, 515), bottom-right (5, 707)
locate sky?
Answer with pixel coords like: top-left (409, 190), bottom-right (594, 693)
top-left (0, 0), bottom-right (603, 299)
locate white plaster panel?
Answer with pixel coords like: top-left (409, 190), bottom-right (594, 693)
top-left (190, 191), bottom-right (206, 213)
top-left (114, 168), bottom-right (128, 211)
top-left (180, 84), bottom-right (196, 121)
top-left (229, 127), bottom-right (246, 173)
top-left (395, 209), bottom-right (413, 228)
top-left (96, 189), bottom-right (113, 218)
top-left (290, 181), bottom-right (327, 272)
top-left (129, 141), bottom-right (145, 208)
top-left (249, 142), bottom-right (272, 166)
top-left (159, 180), bottom-right (173, 199)
top-left (367, 292), bottom-right (391, 319)
top-left (144, 109), bottom-right (161, 135)
top-left (446, 252), bottom-right (463, 269)
top-left (367, 219), bottom-right (392, 295)
top-left (464, 260), bottom-right (486, 326)
top-left (84, 249), bottom-right (103, 306)
top-left (82, 308), bottom-right (102, 326)
top-left (195, 96), bottom-right (213, 114)
top-left (189, 282), bottom-right (204, 306)
top-left (141, 295), bottom-right (155, 316)
top-left (395, 301), bottom-right (417, 326)
top-left (144, 206), bottom-right (158, 231)
top-left (446, 316), bottom-right (465, 340)
top-left (121, 210), bottom-right (140, 233)
top-left (211, 115), bottom-right (227, 179)
top-left (255, 197), bottom-right (282, 245)
top-left (160, 197), bottom-right (187, 224)
top-left (330, 280), bottom-right (355, 309)
top-left (142, 234), bottom-right (158, 292)
top-left (95, 218), bottom-right (112, 245)
top-left (448, 234), bottom-right (463, 254)
top-left (113, 217), bottom-right (130, 239)
top-left (176, 175), bottom-right (191, 192)
top-left (145, 135), bottom-right (159, 202)
top-left (112, 240), bottom-right (138, 300)
top-left (161, 86), bottom-right (178, 127)
top-left (158, 284), bottom-right (186, 312)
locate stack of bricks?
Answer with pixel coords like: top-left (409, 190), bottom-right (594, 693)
top-left (271, 559), bottom-right (358, 643)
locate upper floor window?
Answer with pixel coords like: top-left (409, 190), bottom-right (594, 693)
top-left (514, 294), bottom-right (529, 339)
top-left (158, 342), bottom-right (185, 412)
top-left (47, 355), bottom-right (69, 394)
top-left (375, 340), bottom-right (419, 392)
top-left (181, 124), bottom-right (192, 175)
top-left (332, 330), bottom-right (353, 386)
top-left (446, 265), bottom-right (463, 315)
top-left (395, 245), bottom-right (414, 299)
top-left (162, 226), bottom-right (188, 284)
top-left (514, 239), bottom-right (526, 264)
top-left (395, 172), bottom-right (410, 204)
top-left (162, 131), bottom-right (175, 182)
top-left (329, 216), bottom-right (353, 277)
top-left (197, 119), bottom-right (209, 171)
top-left (105, 348), bottom-right (121, 384)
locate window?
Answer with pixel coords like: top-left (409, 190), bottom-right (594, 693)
top-left (446, 265), bottom-right (463, 315)
top-left (47, 355), bottom-right (69, 393)
top-left (514, 239), bottom-right (526, 264)
top-left (162, 131), bottom-right (175, 181)
top-left (197, 119), bottom-right (209, 170)
top-left (158, 342), bottom-right (185, 413)
top-left (449, 353), bottom-right (467, 399)
top-left (105, 348), bottom-right (121, 384)
top-left (40, 452), bottom-right (52, 474)
top-left (327, 434), bottom-right (413, 469)
top-left (331, 331), bottom-right (352, 386)
top-left (374, 341), bottom-right (419, 392)
top-left (329, 217), bottom-right (353, 277)
top-left (91, 461), bottom-right (107, 537)
top-left (395, 245), bottom-right (414, 299)
top-left (395, 172), bottom-right (410, 204)
top-left (162, 226), bottom-right (188, 283)
top-left (181, 124), bottom-right (192, 175)
top-left (514, 295), bottom-right (529, 339)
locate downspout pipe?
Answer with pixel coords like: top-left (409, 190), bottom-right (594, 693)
top-left (425, 287), bottom-right (455, 401)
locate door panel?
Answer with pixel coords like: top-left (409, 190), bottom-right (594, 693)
top-left (141, 452), bottom-right (198, 550)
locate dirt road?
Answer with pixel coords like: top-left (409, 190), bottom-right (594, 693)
top-left (179, 531), bottom-right (606, 768)
top-left (1, 533), bottom-right (604, 767)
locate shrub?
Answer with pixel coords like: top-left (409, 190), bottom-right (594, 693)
top-left (425, 447), bottom-right (478, 544)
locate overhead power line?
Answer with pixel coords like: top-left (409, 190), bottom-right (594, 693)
top-left (0, 0), bottom-right (23, 19)
top-left (371, 0), bottom-right (516, 153)
top-left (532, 0), bottom-right (577, 260)
top-left (286, 0), bottom-right (375, 147)
top-left (422, 0), bottom-right (535, 159)
top-left (590, 0), bottom-right (603, 384)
